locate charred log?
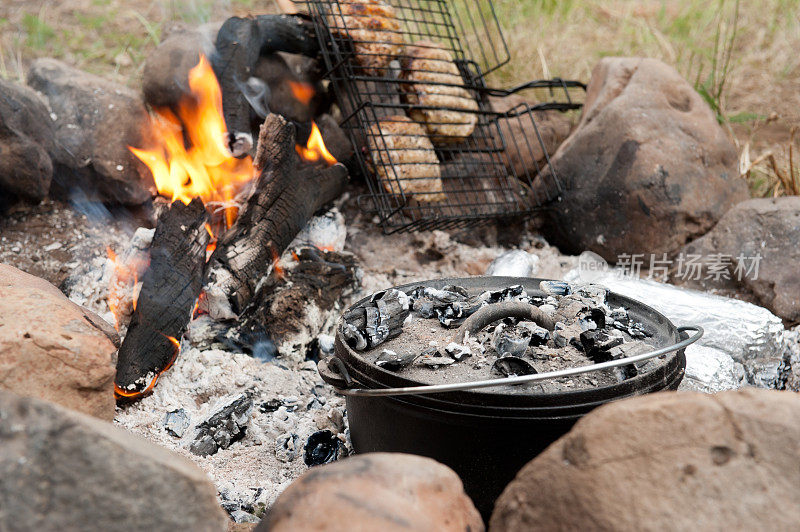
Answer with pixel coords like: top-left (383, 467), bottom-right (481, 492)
top-left (115, 198), bottom-right (209, 398)
top-left (236, 246), bottom-right (359, 361)
top-left (204, 114), bottom-right (348, 319)
top-left (213, 15), bottom-right (319, 140)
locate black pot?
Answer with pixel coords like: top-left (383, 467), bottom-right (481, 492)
top-left (320, 277), bottom-right (689, 520)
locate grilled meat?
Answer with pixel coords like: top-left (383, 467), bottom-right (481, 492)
top-left (400, 41), bottom-right (479, 145)
top-left (367, 115), bottom-right (445, 202)
top-left (327, 0), bottom-right (405, 77)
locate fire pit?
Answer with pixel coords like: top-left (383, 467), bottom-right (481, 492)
top-left (319, 276), bottom-right (702, 518)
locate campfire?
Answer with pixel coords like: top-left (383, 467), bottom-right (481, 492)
top-left (111, 52), bottom-right (347, 400)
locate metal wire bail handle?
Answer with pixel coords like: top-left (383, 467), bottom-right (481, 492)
top-left (323, 326), bottom-right (703, 397)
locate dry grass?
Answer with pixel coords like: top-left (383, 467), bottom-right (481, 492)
top-left (2, 0), bottom-right (798, 196)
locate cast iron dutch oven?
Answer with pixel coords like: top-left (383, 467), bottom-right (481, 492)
top-left (318, 277), bottom-right (702, 519)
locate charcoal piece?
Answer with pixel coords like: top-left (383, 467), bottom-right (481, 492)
top-left (275, 433), bottom-right (300, 463)
top-left (611, 307), bottom-right (628, 320)
top-left (413, 297), bottom-right (437, 318)
top-left (419, 352), bottom-right (455, 367)
top-left (540, 280), bottom-right (571, 296)
top-left (304, 430), bottom-right (342, 467)
top-left (444, 342), bottom-right (472, 361)
top-left (579, 330), bottom-right (624, 362)
top-left (613, 364), bottom-right (639, 382)
top-left (483, 284), bottom-right (526, 304)
top-left (492, 324), bottom-right (530, 357)
top-left (436, 297), bottom-right (484, 328)
top-left (492, 356), bottom-right (537, 378)
top-left (341, 322), bottom-right (368, 351)
top-left (552, 322), bottom-right (569, 348)
top-left (364, 306), bottom-right (389, 346)
top-left (259, 398), bottom-right (282, 413)
top-left (163, 409), bottom-right (191, 438)
top-left (345, 289), bottom-right (410, 349)
top-left (519, 321), bottom-right (550, 346)
top-left (580, 307), bottom-right (606, 330)
top-left (375, 349), bottom-right (418, 371)
top-left (412, 286), bottom-right (468, 307)
top-left (189, 394), bottom-right (253, 457)
top-left (375, 289), bottom-right (410, 339)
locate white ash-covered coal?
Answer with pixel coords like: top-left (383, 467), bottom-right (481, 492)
top-left (343, 281), bottom-right (662, 392)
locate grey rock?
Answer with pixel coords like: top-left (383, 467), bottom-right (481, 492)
top-left (679, 197), bottom-right (800, 322)
top-left (142, 22), bottom-right (220, 109)
top-left (0, 390), bottom-right (229, 532)
top-left (537, 57), bottom-right (749, 261)
top-left (0, 78), bottom-right (59, 200)
top-left (27, 58), bottom-right (154, 204)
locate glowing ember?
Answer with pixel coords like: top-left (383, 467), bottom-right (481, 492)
top-left (114, 335), bottom-right (180, 399)
top-left (204, 222), bottom-right (217, 257)
top-left (288, 80), bottom-right (315, 106)
top-left (272, 247), bottom-right (285, 279)
top-left (129, 54), bottom-right (255, 230)
top-left (296, 122), bottom-right (337, 166)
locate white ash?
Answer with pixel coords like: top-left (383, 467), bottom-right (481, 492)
top-left (291, 208), bottom-right (347, 252)
top-left (114, 345), bottom-right (350, 521)
top-left (67, 226), bottom-right (153, 334)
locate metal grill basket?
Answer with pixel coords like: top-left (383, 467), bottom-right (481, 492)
top-left (302, 0), bottom-right (585, 232)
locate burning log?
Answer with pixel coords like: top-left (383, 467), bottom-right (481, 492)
top-left (213, 15), bottom-right (319, 142)
top-left (204, 113), bottom-right (347, 319)
top-left (114, 198), bottom-right (210, 399)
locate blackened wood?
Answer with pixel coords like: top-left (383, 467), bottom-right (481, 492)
top-left (115, 198), bottom-right (209, 396)
top-left (205, 114), bottom-right (348, 317)
top-left (238, 247), bottom-right (359, 354)
top-left (213, 15), bottom-right (319, 139)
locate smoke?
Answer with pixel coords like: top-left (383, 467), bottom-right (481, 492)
top-left (236, 76), bottom-right (271, 119)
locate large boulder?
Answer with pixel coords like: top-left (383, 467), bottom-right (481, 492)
top-left (27, 58), bottom-right (154, 204)
top-left (0, 263), bottom-right (118, 420)
top-left (0, 78), bottom-right (60, 201)
top-left (678, 196), bottom-right (800, 322)
top-left (537, 57), bottom-right (749, 262)
top-left (0, 390), bottom-right (229, 531)
top-left (259, 453), bottom-right (484, 531)
top-left (490, 389), bottom-right (800, 531)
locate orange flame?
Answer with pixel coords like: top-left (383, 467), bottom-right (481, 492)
top-left (106, 246), bottom-right (144, 331)
top-left (204, 222), bottom-right (217, 256)
top-left (288, 80), bottom-right (315, 105)
top-left (272, 247), bottom-right (285, 279)
top-left (129, 54), bottom-right (255, 230)
top-left (296, 122), bottom-right (337, 166)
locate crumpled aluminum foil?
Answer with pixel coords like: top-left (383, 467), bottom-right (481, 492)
top-left (486, 249), bottom-right (540, 277)
top-left (565, 252), bottom-right (786, 390)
